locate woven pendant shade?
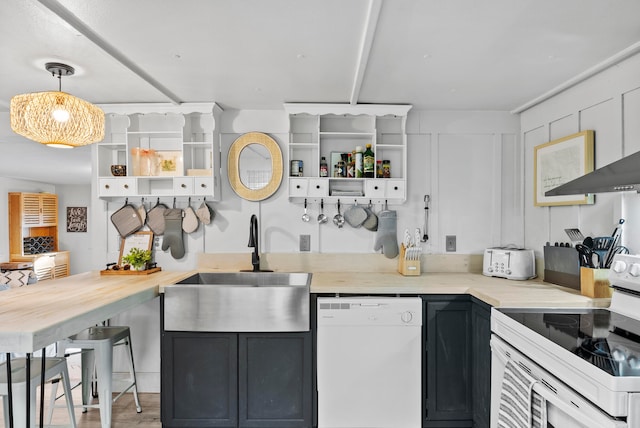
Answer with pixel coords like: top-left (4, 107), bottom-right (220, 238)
top-left (9, 62), bottom-right (105, 149)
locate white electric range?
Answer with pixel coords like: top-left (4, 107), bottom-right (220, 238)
top-left (491, 253), bottom-right (640, 428)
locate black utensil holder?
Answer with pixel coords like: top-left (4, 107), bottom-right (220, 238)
top-left (543, 245), bottom-right (580, 290)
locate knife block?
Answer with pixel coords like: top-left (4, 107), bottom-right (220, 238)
top-left (398, 244), bottom-right (421, 276)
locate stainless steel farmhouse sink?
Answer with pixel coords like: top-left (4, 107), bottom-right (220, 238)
top-left (163, 272), bottom-right (311, 332)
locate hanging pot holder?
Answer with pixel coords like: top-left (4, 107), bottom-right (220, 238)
top-left (196, 200), bottom-right (214, 225)
top-left (110, 199), bottom-right (143, 238)
top-left (146, 199), bottom-right (169, 236)
top-left (183, 206), bottom-right (199, 234)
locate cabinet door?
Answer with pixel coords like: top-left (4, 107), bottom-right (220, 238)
top-left (424, 297), bottom-right (473, 426)
top-left (161, 331), bottom-right (238, 427)
top-left (238, 333), bottom-right (312, 428)
top-left (471, 299), bottom-right (492, 428)
top-left (40, 194), bottom-right (57, 226)
top-left (21, 194), bottom-right (42, 226)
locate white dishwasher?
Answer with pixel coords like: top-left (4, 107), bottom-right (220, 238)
top-left (317, 296), bottom-right (422, 428)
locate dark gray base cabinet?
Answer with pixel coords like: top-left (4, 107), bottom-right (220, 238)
top-left (422, 295), bottom-right (492, 428)
top-left (161, 331), bottom-right (312, 428)
top-left (423, 295), bottom-right (473, 427)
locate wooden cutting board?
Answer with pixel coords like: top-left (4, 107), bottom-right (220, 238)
top-left (100, 267), bottom-right (162, 276)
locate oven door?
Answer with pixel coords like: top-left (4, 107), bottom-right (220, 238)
top-left (491, 335), bottom-right (627, 428)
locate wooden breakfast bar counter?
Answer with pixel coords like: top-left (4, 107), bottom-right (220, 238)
top-left (0, 270), bottom-right (189, 354)
top-left (0, 269), bottom-right (189, 428)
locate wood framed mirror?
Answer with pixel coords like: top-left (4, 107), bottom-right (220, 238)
top-left (228, 132), bottom-right (283, 201)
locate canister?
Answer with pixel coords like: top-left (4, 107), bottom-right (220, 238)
top-left (291, 160), bottom-right (303, 177)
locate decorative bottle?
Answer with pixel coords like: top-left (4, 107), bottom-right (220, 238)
top-left (363, 144), bottom-right (375, 177)
top-left (355, 146), bottom-right (364, 178)
top-left (320, 156), bottom-right (328, 177)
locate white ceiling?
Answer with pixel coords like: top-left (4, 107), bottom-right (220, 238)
top-left (2, 0), bottom-right (640, 184)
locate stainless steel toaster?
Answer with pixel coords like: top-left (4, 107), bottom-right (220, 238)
top-left (482, 247), bottom-right (536, 280)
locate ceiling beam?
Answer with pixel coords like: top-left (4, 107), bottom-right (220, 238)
top-left (35, 0), bottom-right (183, 105)
top-left (512, 40), bottom-right (640, 114)
top-left (349, 0), bottom-right (382, 105)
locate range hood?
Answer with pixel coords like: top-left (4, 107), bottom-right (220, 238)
top-left (545, 150), bottom-right (640, 196)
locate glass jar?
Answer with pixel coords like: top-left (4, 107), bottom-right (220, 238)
top-left (382, 160), bottom-right (391, 178)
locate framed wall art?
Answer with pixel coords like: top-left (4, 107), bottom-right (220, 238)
top-left (66, 206), bottom-right (87, 232)
top-left (534, 130), bottom-right (595, 206)
top-left (156, 151), bottom-right (183, 176)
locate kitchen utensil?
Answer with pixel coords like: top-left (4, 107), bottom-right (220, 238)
top-left (137, 198), bottom-right (147, 224)
top-left (110, 198), bottom-right (143, 238)
top-left (603, 218), bottom-right (625, 268)
top-left (317, 199), bottom-right (328, 224)
top-left (196, 198), bottom-right (213, 225)
top-left (344, 200), bottom-right (367, 228)
top-left (403, 229), bottom-right (412, 248)
top-left (362, 201), bottom-right (378, 231)
top-left (604, 246), bottom-right (630, 268)
top-left (582, 236), bottom-right (594, 248)
top-left (373, 204), bottom-right (399, 258)
top-left (147, 198), bottom-right (169, 235)
top-left (565, 228), bottom-right (585, 242)
top-left (182, 198), bottom-right (199, 233)
top-left (576, 244), bottom-right (599, 268)
top-left (592, 236), bottom-right (614, 251)
top-left (422, 195), bottom-right (430, 242)
top-left (302, 199), bottom-right (310, 222)
top-left (333, 200), bottom-right (344, 228)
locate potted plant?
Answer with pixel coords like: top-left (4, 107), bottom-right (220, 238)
top-left (122, 247), bottom-right (152, 271)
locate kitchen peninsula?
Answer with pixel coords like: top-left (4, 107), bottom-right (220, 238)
top-left (0, 256), bottom-right (609, 427)
top-left (0, 258), bottom-right (609, 353)
top-left (0, 255), bottom-right (607, 354)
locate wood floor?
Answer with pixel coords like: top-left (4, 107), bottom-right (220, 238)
top-left (0, 387), bottom-right (161, 427)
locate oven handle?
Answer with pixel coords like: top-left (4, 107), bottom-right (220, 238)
top-left (532, 374), bottom-right (626, 428)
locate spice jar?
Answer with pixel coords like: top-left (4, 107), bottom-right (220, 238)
top-left (382, 160), bottom-right (391, 178)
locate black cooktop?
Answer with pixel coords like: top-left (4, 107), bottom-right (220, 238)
top-left (499, 308), bottom-right (640, 377)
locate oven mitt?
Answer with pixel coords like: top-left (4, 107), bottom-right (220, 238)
top-left (161, 208), bottom-right (185, 259)
top-left (196, 201), bottom-right (214, 225)
top-left (182, 206), bottom-right (199, 233)
top-left (373, 210), bottom-right (399, 259)
top-left (111, 204), bottom-right (143, 238)
top-left (137, 203), bottom-right (147, 225)
top-left (146, 203), bottom-right (168, 236)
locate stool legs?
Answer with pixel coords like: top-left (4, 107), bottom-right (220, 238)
top-left (3, 358), bottom-right (76, 428)
top-left (124, 336), bottom-right (142, 413)
top-left (92, 341), bottom-right (113, 428)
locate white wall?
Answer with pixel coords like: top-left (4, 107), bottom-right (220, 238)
top-left (57, 184), bottom-right (92, 274)
top-left (86, 108), bottom-right (521, 391)
top-left (521, 52), bottom-right (640, 256)
top-left (84, 109), bottom-right (521, 276)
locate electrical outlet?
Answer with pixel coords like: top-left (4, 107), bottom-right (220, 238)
top-left (446, 235), bottom-right (456, 252)
top-left (300, 234), bottom-right (311, 252)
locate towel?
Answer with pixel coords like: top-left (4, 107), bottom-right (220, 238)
top-left (497, 360), bottom-right (547, 428)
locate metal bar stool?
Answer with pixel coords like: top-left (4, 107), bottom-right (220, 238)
top-left (0, 357), bottom-right (76, 428)
top-left (55, 326), bottom-right (142, 428)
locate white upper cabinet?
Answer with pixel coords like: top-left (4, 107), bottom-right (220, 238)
top-left (96, 103), bottom-right (222, 200)
top-left (284, 103), bottom-right (411, 204)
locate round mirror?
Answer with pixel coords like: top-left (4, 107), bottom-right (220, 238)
top-left (228, 132), bottom-right (283, 201)
top-left (239, 143), bottom-right (272, 190)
